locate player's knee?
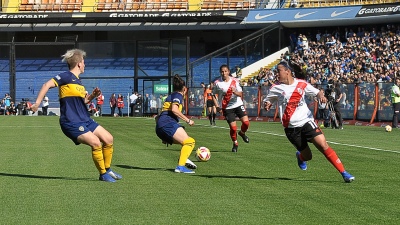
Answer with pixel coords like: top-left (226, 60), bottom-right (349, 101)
top-left (102, 133), bottom-right (114, 144)
top-left (182, 137), bottom-right (195, 147)
top-left (81, 134), bottom-right (102, 148)
top-left (242, 120), bottom-right (249, 128)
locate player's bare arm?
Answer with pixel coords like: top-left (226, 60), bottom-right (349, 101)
top-left (171, 103), bottom-right (194, 126)
top-left (231, 87), bottom-right (243, 98)
top-left (264, 101), bottom-right (272, 111)
top-left (85, 87), bottom-right (101, 104)
top-left (317, 90), bottom-right (327, 103)
top-left (212, 94), bottom-right (221, 112)
top-left (31, 79), bottom-right (56, 112)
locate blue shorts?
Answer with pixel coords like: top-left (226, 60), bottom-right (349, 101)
top-left (155, 122), bottom-right (183, 145)
top-left (60, 119), bottom-right (99, 145)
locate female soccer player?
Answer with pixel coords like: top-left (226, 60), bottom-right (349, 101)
top-left (155, 74), bottom-right (197, 174)
top-left (263, 60), bottom-right (355, 183)
top-left (212, 64), bottom-right (250, 152)
top-left (31, 49), bottom-right (122, 183)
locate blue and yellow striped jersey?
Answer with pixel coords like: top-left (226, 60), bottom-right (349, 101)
top-left (157, 92), bottom-right (184, 126)
top-left (52, 71), bottom-right (90, 123)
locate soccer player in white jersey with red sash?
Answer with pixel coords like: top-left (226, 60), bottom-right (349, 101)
top-left (264, 61), bottom-right (355, 183)
top-left (213, 65), bottom-right (250, 152)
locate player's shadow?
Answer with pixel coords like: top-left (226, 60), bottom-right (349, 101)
top-left (195, 174), bottom-right (338, 183)
top-left (116, 165), bottom-right (297, 181)
top-left (154, 148), bottom-right (180, 151)
top-left (154, 149), bottom-right (223, 154)
top-left (116, 164), bottom-right (171, 172)
top-left (195, 174), bottom-right (293, 181)
top-left (0, 172), bottom-right (94, 181)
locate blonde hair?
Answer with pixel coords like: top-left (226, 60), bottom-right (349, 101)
top-left (61, 49), bottom-right (86, 69)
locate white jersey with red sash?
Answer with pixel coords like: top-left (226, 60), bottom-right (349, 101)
top-left (213, 77), bottom-right (243, 110)
top-left (266, 78), bottom-right (319, 128)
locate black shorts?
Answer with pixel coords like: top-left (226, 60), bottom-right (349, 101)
top-left (206, 99), bottom-right (215, 108)
top-left (393, 102), bottom-right (400, 112)
top-left (284, 120), bottom-right (323, 151)
top-left (222, 105), bottom-right (247, 123)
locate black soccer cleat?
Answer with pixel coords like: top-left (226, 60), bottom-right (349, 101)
top-left (238, 131), bottom-right (249, 143)
top-left (232, 143), bottom-right (238, 153)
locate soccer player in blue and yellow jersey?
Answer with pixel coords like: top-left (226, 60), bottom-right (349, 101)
top-left (155, 74), bottom-right (197, 174)
top-left (31, 49), bottom-right (122, 183)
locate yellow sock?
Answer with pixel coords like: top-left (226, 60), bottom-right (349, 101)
top-left (178, 137), bottom-right (195, 166)
top-left (92, 146), bottom-right (106, 174)
top-left (102, 143), bottom-right (113, 169)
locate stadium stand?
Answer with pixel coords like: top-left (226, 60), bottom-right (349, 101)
top-left (287, 0), bottom-right (399, 8)
top-left (19, 0), bottom-right (83, 12)
top-left (201, 0), bottom-right (255, 10)
top-left (240, 58), bottom-right (281, 82)
top-left (11, 0), bottom-right (400, 13)
top-left (96, 0), bottom-right (189, 11)
top-left (16, 0), bottom-right (256, 12)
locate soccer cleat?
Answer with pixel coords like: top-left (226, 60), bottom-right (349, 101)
top-left (107, 168), bottom-right (123, 180)
top-left (341, 171), bottom-right (355, 183)
top-left (185, 159), bottom-right (197, 169)
top-left (232, 143), bottom-right (238, 153)
top-left (213, 121), bottom-right (216, 126)
top-left (99, 173), bottom-right (116, 183)
top-left (238, 131), bottom-right (249, 143)
top-left (296, 151), bottom-right (307, 170)
top-left (174, 166), bottom-right (195, 174)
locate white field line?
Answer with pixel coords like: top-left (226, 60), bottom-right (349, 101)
top-left (5, 117), bottom-right (399, 154)
top-left (199, 123), bottom-right (400, 154)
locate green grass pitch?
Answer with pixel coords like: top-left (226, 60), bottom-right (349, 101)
top-left (0, 116), bottom-right (399, 224)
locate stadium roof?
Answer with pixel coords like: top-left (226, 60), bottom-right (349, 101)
top-left (0, 10), bottom-right (250, 31)
top-left (0, 3), bottom-right (399, 31)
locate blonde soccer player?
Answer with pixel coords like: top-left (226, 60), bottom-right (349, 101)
top-left (31, 49), bottom-right (122, 182)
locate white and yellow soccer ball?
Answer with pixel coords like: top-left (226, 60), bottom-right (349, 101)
top-left (196, 147), bottom-right (211, 162)
top-left (385, 125), bottom-right (392, 132)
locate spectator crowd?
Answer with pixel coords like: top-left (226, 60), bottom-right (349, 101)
top-left (242, 24), bottom-right (400, 87)
top-left (240, 24), bottom-right (400, 112)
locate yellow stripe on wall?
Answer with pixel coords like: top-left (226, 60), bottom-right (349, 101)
top-left (4, 0), bottom-right (19, 13)
top-left (81, 0), bottom-right (96, 12)
top-left (188, 0), bottom-right (202, 11)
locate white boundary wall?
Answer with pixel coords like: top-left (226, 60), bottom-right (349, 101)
top-left (233, 46), bottom-right (290, 78)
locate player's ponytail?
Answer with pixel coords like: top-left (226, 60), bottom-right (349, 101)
top-left (172, 74), bottom-right (185, 92)
top-left (289, 60), bottom-right (306, 80)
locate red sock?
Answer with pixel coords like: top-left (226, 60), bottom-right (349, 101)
top-left (298, 152), bottom-right (305, 161)
top-left (229, 124), bottom-right (237, 142)
top-left (323, 147), bottom-right (345, 173)
top-left (240, 120), bottom-right (249, 133)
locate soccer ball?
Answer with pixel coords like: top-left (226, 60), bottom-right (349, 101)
top-left (385, 125), bottom-right (392, 132)
top-left (196, 147), bottom-right (211, 162)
